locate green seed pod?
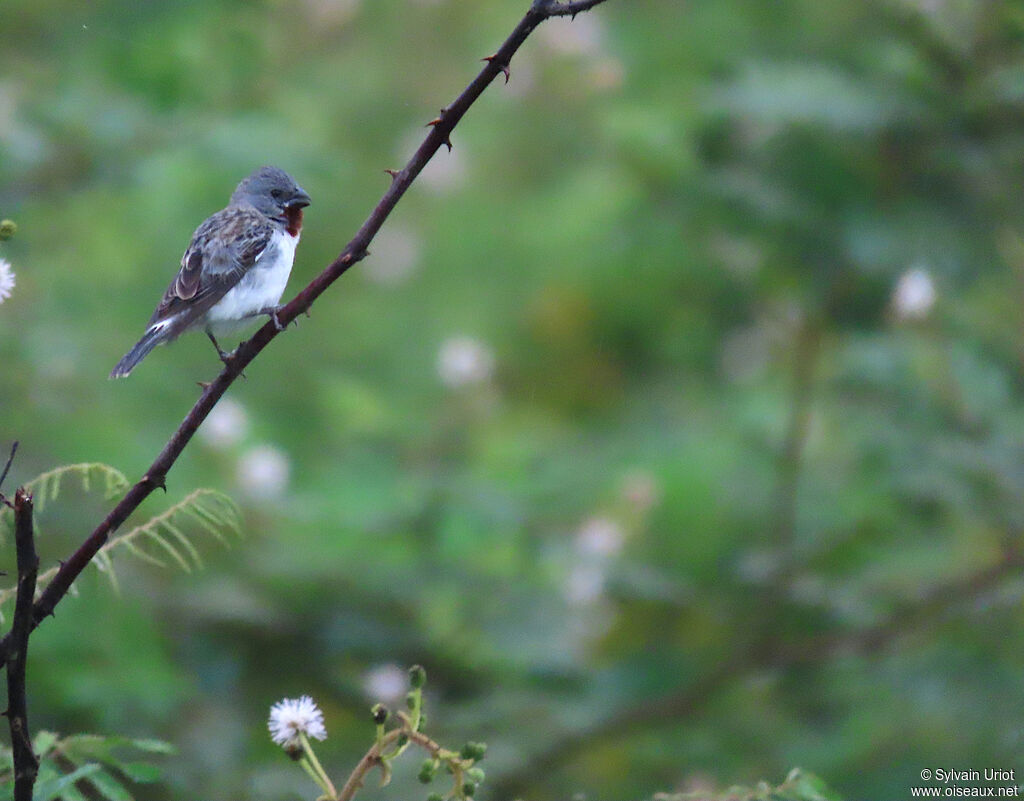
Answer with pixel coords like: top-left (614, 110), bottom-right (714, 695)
top-left (406, 691), bottom-right (418, 711)
top-left (462, 781), bottom-right (476, 798)
top-left (460, 742), bottom-right (487, 762)
top-left (467, 767), bottom-right (485, 784)
top-left (427, 793), bottom-right (445, 801)
top-left (397, 734), bottom-right (409, 748)
top-left (0, 220), bottom-right (15, 241)
top-left (418, 759), bottom-right (436, 784)
top-left (409, 664), bottom-right (427, 688)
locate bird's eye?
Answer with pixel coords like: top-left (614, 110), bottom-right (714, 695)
top-left (270, 189), bottom-right (283, 199)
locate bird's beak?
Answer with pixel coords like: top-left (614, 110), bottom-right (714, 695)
top-left (287, 189), bottom-right (311, 209)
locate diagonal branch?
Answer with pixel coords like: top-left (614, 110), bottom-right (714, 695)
top-left (0, 0), bottom-right (613, 667)
top-left (7, 489), bottom-right (39, 801)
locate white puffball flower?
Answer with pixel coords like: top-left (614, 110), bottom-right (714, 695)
top-left (0, 259), bottom-right (15, 304)
top-left (361, 663), bottom-right (408, 703)
top-left (199, 398), bottom-right (250, 449)
top-left (268, 695), bottom-right (327, 750)
top-left (437, 336), bottom-right (495, 388)
top-left (892, 266), bottom-right (937, 321)
top-left (237, 444), bottom-right (290, 500)
top-left (575, 516), bottom-right (625, 559)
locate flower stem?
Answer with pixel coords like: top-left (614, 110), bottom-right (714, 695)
top-left (301, 733), bottom-right (339, 799)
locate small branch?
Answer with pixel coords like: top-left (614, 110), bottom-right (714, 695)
top-left (0, 0), bottom-right (613, 668)
top-left (0, 441), bottom-right (18, 499)
top-left (7, 489), bottom-right (39, 801)
top-left (337, 724), bottom-right (445, 801)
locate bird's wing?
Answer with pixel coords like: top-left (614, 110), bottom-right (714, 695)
top-left (148, 206), bottom-right (276, 326)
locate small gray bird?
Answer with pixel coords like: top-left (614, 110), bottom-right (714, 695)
top-left (110, 166), bottom-right (311, 378)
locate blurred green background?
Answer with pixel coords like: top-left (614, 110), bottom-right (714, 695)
top-left (3, 0), bottom-right (1024, 799)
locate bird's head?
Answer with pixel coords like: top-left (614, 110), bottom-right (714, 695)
top-left (232, 166), bottom-right (311, 221)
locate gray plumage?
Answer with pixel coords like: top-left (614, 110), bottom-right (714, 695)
top-left (111, 166), bottom-right (310, 378)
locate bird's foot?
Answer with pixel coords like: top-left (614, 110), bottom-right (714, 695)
top-left (259, 305), bottom-right (287, 331)
top-left (207, 330), bottom-right (246, 378)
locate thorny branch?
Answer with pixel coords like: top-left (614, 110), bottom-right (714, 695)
top-left (0, 0), bottom-right (613, 666)
top-left (7, 489), bottom-right (39, 801)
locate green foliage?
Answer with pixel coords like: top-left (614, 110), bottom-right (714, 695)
top-left (92, 488), bottom-right (240, 579)
top-left (2, 1), bottom-right (1024, 799)
top-left (0, 464), bottom-right (129, 530)
top-left (0, 731), bottom-right (174, 801)
top-left (0, 464), bottom-right (239, 621)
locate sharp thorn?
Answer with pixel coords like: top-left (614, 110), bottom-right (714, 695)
top-left (197, 380), bottom-right (211, 389)
top-left (385, 168), bottom-right (400, 180)
top-left (426, 117), bottom-right (442, 127)
top-left (443, 137), bottom-right (453, 152)
top-left (483, 53), bottom-right (510, 82)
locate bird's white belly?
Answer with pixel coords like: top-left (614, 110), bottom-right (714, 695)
top-left (205, 231), bottom-right (298, 333)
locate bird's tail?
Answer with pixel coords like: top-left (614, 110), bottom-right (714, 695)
top-left (109, 321), bottom-right (173, 378)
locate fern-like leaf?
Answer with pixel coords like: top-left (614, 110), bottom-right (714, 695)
top-left (0, 463), bottom-right (129, 543)
top-left (0, 731), bottom-right (177, 801)
top-left (0, 490), bottom-right (240, 622)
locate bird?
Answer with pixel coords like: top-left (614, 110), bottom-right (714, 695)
top-left (110, 166), bottom-right (311, 378)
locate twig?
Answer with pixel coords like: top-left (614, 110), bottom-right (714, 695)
top-left (337, 726), bottom-right (446, 801)
top-left (6, 489), bottom-right (39, 801)
top-left (0, 442), bottom-right (18, 500)
top-left (0, 0), bottom-right (612, 667)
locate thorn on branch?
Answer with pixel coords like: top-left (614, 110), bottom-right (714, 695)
top-left (144, 473), bottom-right (167, 492)
top-left (482, 55), bottom-right (511, 83)
top-left (0, 0), bottom-right (614, 680)
top-left (385, 169), bottom-right (400, 181)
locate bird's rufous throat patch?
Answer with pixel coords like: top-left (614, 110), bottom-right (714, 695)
top-left (285, 206), bottom-right (303, 237)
